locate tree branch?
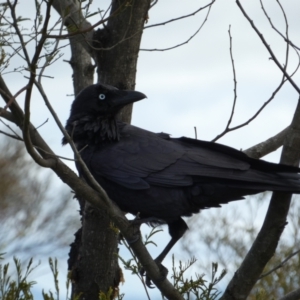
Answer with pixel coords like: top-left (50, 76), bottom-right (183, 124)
top-left (236, 0), bottom-right (300, 94)
top-left (144, 0), bottom-right (215, 29)
top-left (141, 3), bottom-right (213, 52)
top-left (221, 97), bottom-right (300, 299)
top-left (258, 248), bottom-right (300, 279)
top-left (260, 0), bottom-right (300, 51)
top-left (243, 126), bottom-right (290, 159)
top-left (279, 288), bottom-right (300, 300)
top-left (211, 26), bottom-right (237, 143)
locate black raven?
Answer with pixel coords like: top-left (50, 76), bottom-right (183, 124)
top-left (63, 83), bottom-right (300, 283)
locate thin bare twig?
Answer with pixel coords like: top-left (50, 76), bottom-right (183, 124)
top-left (213, 0), bottom-right (298, 142)
top-left (35, 118), bottom-right (49, 130)
top-left (33, 146), bottom-right (76, 162)
top-left (0, 117), bottom-right (22, 140)
top-left (236, 0), bottom-right (300, 94)
top-left (1, 102), bottom-right (78, 163)
top-left (2, 85), bottom-right (28, 111)
top-left (212, 79), bottom-right (285, 142)
top-left (97, 3), bottom-right (112, 27)
top-left (14, 0), bottom-right (56, 168)
top-left (260, 0), bottom-right (300, 51)
top-left (0, 129), bottom-right (22, 141)
top-left (38, 9), bottom-right (65, 83)
top-left (7, 0), bottom-right (31, 66)
top-left (260, 0), bottom-right (300, 77)
top-left (141, 3), bottom-right (213, 52)
top-left (121, 239), bottom-right (152, 300)
top-left (258, 249), bottom-right (300, 279)
top-left (211, 26), bottom-right (237, 143)
top-left (150, 0), bottom-right (159, 9)
top-left (94, 32), bottom-right (142, 52)
top-left (278, 0), bottom-right (290, 84)
top-left (144, 0), bottom-right (215, 29)
top-left (47, 1), bottom-right (127, 39)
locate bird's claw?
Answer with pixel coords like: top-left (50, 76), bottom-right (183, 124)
top-left (139, 260), bottom-right (168, 288)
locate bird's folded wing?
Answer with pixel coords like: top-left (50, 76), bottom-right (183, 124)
top-left (83, 128), bottom-right (254, 190)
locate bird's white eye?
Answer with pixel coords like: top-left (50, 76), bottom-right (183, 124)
top-left (99, 94), bottom-right (106, 100)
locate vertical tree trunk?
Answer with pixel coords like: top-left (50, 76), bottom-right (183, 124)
top-left (65, 1), bottom-right (151, 299)
top-left (94, 0), bottom-right (150, 123)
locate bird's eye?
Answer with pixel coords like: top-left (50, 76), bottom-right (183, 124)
top-left (99, 94), bottom-right (106, 100)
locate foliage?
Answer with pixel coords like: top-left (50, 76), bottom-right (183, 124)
top-left (171, 259), bottom-right (226, 300)
top-left (0, 251), bottom-right (225, 300)
top-left (0, 256), bottom-right (71, 300)
top-left (0, 256), bottom-right (36, 300)
top-left (118, 226), bottom-right (225, 300)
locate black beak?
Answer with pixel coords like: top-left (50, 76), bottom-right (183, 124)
top-left (111, 90), bottom-right (147, 109)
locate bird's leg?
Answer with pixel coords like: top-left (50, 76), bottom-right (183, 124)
top-left (140, 218), bottom-right (189, 288)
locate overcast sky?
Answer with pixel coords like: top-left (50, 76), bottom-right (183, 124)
top-left (1, 0), bottom-right (300, 299)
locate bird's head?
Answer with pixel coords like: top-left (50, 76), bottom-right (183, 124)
top-left (69, 83), bottom-right (146, 119)
top-left (63, 83), bottom-right (146, 145)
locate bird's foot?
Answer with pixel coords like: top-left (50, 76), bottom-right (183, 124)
top-left (139, 259), bottom-right (168, 288)
top-left (124, 218), bottom-right (144, 244)
top-left (118, 217), bottom-right (142, 245)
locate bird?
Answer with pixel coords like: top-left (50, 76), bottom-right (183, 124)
top-left (63, 83), bottom-right (300, 286)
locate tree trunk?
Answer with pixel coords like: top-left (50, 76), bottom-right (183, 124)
top-left (94, 0), bottom-right (150, 123)
top-left (63, 1), bottom-right (151, 299)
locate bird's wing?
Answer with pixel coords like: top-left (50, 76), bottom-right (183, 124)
top-left (81, 125), bottom-right (253, 190)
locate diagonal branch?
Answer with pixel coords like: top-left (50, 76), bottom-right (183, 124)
top-left (141, 3), bottom-right (213, 52)
top-left (258, 248), bottom-right (300, 280)
top-left (243, 126), bottom-right (290, 159)
top-left (279, 288), bottom-right (300, 300)
top-left (236, 0), bottom-right (300, 94)
top-left (144, 0), bottom-right (215, 29)
top-left (260, 0), bottom-right (300, 51)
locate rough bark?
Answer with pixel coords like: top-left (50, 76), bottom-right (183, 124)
top-left (94, 0), bottom-right (150, 123)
